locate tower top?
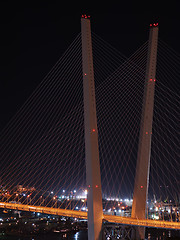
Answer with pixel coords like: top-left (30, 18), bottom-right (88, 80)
top-left (150, 23), bottom-right (158, 27)
top-left (81, 14), bottom-right (90, 19)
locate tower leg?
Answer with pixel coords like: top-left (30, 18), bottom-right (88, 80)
top-left (136, 227), bottom-right (145, 240)
top-left (131, 24), bottom-right (159, 239)
top-left (81, 16), bottom-right (103, 240)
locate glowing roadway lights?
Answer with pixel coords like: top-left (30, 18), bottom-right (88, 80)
top-left (0, 202), bottom-right (179, 230)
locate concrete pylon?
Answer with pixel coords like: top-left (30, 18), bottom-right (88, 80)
top-left (131, 24), bottom-right (159, 239)
top-left (81, 15), bottom-right (103, 240)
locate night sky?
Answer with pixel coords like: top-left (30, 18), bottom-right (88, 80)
top-left (0, 1), bottom-right (180, 130)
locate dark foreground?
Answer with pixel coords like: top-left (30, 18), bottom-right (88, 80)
top-left (0, 230), bottom-right (87, 239)
top-left (0, 228), bottom-right (180, 240)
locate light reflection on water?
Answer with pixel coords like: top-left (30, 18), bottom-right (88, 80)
top-left (1, 229), bottom-right (180, 240)
top-left (0, 230), bottom-right (88, 240)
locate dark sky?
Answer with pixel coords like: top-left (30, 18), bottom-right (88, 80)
top-left (0, 1), bottom-right (180, 130)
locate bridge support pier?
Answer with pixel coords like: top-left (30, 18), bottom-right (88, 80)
top-left (81, 16), bottom-right (103, 240)
top-left (103, 223), bottom-right (136, 240)
top-left (131, 24), bottom-right (159, 239)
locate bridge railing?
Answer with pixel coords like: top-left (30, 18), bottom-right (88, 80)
top-left (0, 202), bottom-right (180, 230)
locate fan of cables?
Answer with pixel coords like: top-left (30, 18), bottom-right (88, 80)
top-left (0, 31), bottom-right (179, 219)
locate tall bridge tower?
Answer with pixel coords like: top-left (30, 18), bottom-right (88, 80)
top-left (81, 15), bottom-right (103, 240)
top-left (132, 23), bottom-right (159, 239)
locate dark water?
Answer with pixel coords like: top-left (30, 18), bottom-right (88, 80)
top-left (0, 229), bottom-right (180, 240)
top-left (0, 230), bottom-right (88, 240)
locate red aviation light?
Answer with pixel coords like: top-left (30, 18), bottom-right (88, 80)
top-left (146, 132), bottom-right (148, 135)
top-left (150, 78), bottom-right (152, 81)
top-left (141, 185), bottom-right (143, 189)
top-left (92, 129), bottom-right (95, 132)
top-left (154, 79), bottom-right (156, 82)
top-left (150, 23), bottom-right (158, 27)
top-left (95, 185), bottom-right (98, 188)
top-left (81, 14), bottom-right (90, 19)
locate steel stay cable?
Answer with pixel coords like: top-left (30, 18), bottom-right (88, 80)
top-left (11, 44), bottom-right (149, 194)
top-left (93, 50), bottom-right (147, 90)
top-left (21, 109), bottom-right (84, 193)
top-left (0, 46), bottom-right (83, 172)
top-left (152, 109), bottom-right (180, 169)
top-left (0, 103), bottom-right (84, 184)
top-left (101, 104), bottom-right (142, 203)
top-left (94, 49), bottom-right (147, 98)
top-left (44, 141), bottom-right (85, 209)
top-left (157, 54), bottom-right (180, 81)
top-left (4, 59), bottom-right (146, 205)
top-left (92, 36), bottom-right (148, 74)
top-left (92, 35), bottom-right (148, 72)
top-left (156, 63), bottom-right (180, 91)
top-left (1, 102), bottom-right (84, 184)
top-left (96, 79), bottom-right (146, 199)
top-left (151, 135), bottom-right (178, 200)
top-left (94, 52), bottom-right (147, 97)
top-left (0, 31), bottom-right (178, 218)
top-left (98, 79), bottom-right (179, 204)
top-left (158, 38), bottom-right (180, 59)
top-left (9, 59), bottom-right (146, 184)
top-left (4, 126), bottom-right (85, 205)
top-left (0, 34), bottom-right (81, 150)
top-left (93, 41), bottom-right (148, 86)
top-left (158, 41), bottom-right (180, 66)
top-left (2, 105), bottom-right (84, 189)
top-left (92, 32), bottom-right (127, 60)
top-left (149, 105), bottom-right (179, 196)
top-left (153, 100), bottom-right (179, 143)
top-left (0, 42), bottom-right (82, 156)
top-left (0, 41), bottom-right (82, 170)
top-left (155, 86), bottom-right (180, 114)
top-left (0, 33), bottom-right (82, 137)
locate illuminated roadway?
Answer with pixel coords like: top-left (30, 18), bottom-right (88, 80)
top-left (0, 202), bottom-right (179, 230)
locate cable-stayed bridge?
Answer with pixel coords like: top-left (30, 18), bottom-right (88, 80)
top-left (0, 202), bottom-right (180, 230)
top-left (0, 16), bottom-right (179, 239)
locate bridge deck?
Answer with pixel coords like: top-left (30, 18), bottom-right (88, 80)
top-left (0, 202), bottom-right (179, 230)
